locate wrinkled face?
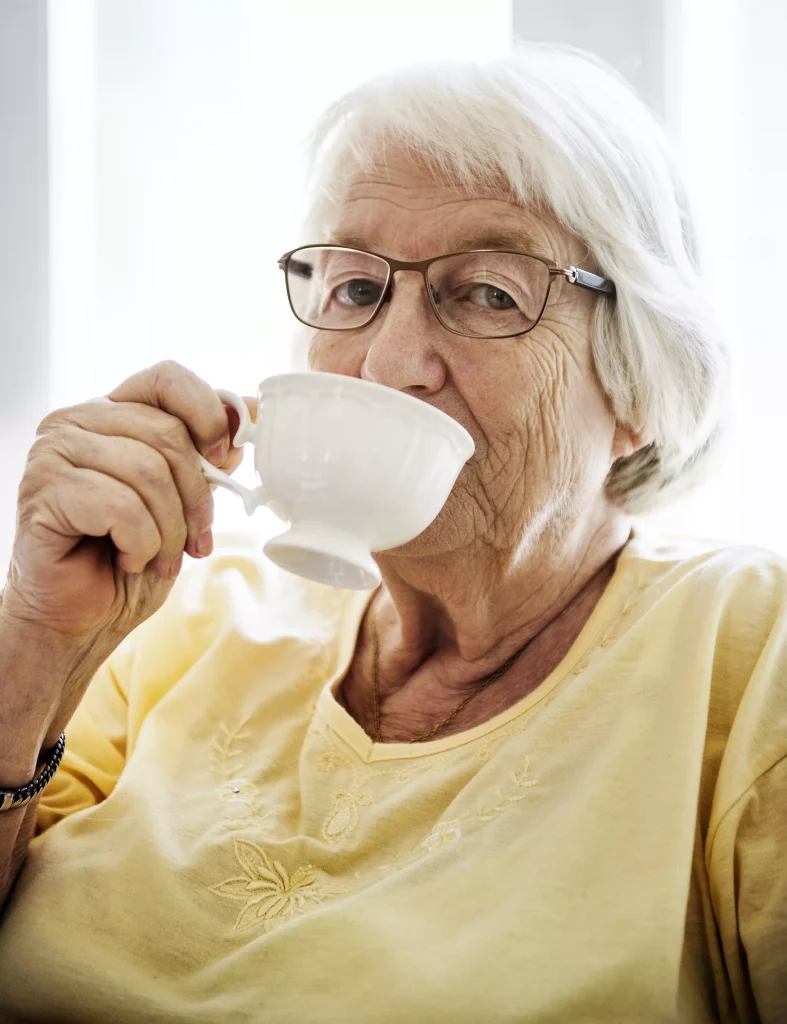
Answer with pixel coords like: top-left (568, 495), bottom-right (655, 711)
top-left (306, 149), bottom-right (628, 558)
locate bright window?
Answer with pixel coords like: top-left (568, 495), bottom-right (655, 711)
top-left (47, 0), bottom-right (513, 540)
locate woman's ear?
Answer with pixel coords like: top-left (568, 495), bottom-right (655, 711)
top-left (611, 422), bottom-right (646, 462)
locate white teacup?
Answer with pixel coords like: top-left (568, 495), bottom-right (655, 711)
top-left (200, 371), bottom-right (475, 590)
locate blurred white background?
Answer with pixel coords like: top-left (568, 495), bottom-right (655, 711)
top-left (0, 0), bottom-right (784, 573)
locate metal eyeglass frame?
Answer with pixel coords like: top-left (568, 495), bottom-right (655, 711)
top-left (278, 244), bottom-right (616, 340)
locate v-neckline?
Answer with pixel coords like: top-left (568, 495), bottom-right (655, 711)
top-left (315, 538), bottom-right (635, 763)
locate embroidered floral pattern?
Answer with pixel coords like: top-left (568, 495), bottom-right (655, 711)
top-left (310, 719), bottom-right (532, 846)
top-left (211, 837), bottom-right (348, 933)
top-left (420, 820), bottom-right (462, 852)
top-left (210, 720), bottom-right (275, 835)
top-left (315, 743), bottom-right (376, 844)
top-left (476, 759), bottom-right (539, 821)
top-left (210, 722), bottom-right (250, 779)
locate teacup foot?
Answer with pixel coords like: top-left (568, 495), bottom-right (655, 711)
top-left (263, 522), bottom-right (380, 590)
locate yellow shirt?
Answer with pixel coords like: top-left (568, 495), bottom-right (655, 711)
top-left (0, 527), bottom-right (785, 1023)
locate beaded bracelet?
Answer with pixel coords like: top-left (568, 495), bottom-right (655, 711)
top-left (0, 734), bottom-right (66, 812)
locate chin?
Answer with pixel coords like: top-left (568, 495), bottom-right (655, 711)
top-left (375, 488), bottom-right (475, 562)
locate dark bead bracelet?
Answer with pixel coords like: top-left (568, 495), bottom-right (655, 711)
top-left (0, 734), bottom-right (66, 812)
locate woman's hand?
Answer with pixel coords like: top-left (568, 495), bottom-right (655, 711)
top-left (0, 360), bottom-right (255, 743)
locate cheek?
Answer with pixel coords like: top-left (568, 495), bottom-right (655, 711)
top-left (463, 342), bottom-right (614, 485)
top-left (460, 344), bottom-right (560, 448)
top-left (307, 331), bottom-right (368, 376)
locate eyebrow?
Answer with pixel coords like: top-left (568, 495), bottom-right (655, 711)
top-left (329, 231), bottom-right (555, 264)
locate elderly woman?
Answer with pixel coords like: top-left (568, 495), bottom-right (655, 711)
top-left (0, 43), bottom-right (784, 1024)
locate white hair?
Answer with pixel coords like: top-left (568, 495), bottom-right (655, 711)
top-left (298, 43), bottom-right (728, 513)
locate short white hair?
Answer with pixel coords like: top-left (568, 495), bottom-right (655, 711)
top-left (299, 43), bottom-right (728, 513)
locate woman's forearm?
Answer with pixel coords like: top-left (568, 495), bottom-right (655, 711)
top-left (0, 616), bottom-right (96, 909)
top-left (0, 796), bottom-right (40, 909)
top-left (0, 709), bottom-right (51, 909)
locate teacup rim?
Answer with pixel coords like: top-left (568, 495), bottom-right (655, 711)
top-left (258, 371), bottom-right (474, 457)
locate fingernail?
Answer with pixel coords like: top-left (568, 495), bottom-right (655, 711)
top-left (168, 554), bottom-right (184, 579)
top-left (206, 440), bottom-right (227, 467)
top-left (196, 529), bottom-right (213, 557)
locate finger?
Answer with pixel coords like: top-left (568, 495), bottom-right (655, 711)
top-left (218, 396), bottom-right (257, 472)
top-left (107, 360), bottom-right (232, 466)
top-left (36, 466), bottom-right (162, 575)
top-left (53, 426), bottom-right (189, 579)
top-left (50, 400), bottom-right (215, 560)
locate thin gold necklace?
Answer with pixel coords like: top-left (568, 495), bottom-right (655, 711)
top-left (369, 608), bottom-right (543, 744)
top-left (368, 553), bottom-right (620, 744)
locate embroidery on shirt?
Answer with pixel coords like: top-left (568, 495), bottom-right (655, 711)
top-left (315, 746), bottom-right (375, 844)
top-left (311, 724), bottom-right (466, 844)
top-left (310, 714), bottom-right (539, 857)
top-left (420, 820), bottom-right (463, 851)
top-left (204, 576), bottom-right (656, 921)
top-left (210, 719), bottom-right (275, 836)
top-left (567, 579), bottom-right (650, 676)
top-left (211, 837), bottom-right (350, 933)
top-left (365, 759), bottom-right (539, 882)
top-left (476, 758), bottom-right (539, 821)
top-left (310, 718), bottom-right (534, 846)
top-left (618, 580), bottom-right (650, 619)
top-left (364, 817), bottom-right (466, 879)
top-left (313, 733), bottom-right (512, 845)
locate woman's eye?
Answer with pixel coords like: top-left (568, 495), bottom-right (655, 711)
top-left (467, 284), bottom-right (517, 311)
top-left (335, 278), bottom-right (384, 307)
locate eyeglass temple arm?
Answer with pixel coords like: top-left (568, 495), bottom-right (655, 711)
top-left (561, 266), bottom-right (616, 296)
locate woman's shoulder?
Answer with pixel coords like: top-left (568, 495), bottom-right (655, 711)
top-left (627, 524), bottom-right (787, 813)
top-left (623, 523), bottom-right (787, 687)
top-left (625, 521), bottom-right (787, 601)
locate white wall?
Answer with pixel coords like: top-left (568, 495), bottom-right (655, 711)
top-left (513, 0), bottom-right (666, 112)
top-left (732, 0), bottom-right (787, 555)
top-left (0, 0), bottom-right (50, 574)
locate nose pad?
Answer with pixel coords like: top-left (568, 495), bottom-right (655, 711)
top-left (430, 285), bottom-right (442, 305)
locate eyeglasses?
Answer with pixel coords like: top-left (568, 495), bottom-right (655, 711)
top-left (278, 244), bottom-right (615, 340)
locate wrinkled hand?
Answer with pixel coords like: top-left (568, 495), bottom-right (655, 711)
top-left (1, 359), bottom-right (255, 644)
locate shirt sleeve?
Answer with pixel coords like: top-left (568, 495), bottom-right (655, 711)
top-left (34, 533), bottom-right (279, 834)
top-left (34, 567), bottom-right (204, 833)
top-left (703, 547), bottom-right (787, 1023)
top-left (707, 756), bottom-right (787, 1024)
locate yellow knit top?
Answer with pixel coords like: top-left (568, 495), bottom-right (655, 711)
top-left (0, 527), bottom-right (785, 1023)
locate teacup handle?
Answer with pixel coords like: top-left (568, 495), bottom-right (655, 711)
top-left (199, 389), bottom-right (268, 516)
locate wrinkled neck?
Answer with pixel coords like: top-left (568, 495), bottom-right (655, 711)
top-left (369, 509), bottom-right (632, 692)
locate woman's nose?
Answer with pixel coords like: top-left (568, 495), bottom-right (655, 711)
top-left (360, 272), bottom-right (447, 394)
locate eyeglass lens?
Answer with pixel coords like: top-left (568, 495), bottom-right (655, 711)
top-left (284, 247), bottom-right (551, 338)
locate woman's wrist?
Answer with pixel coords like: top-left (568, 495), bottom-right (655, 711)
top-left (0, 734), bottom-right (65, 811)
top-left (0, 703), bottom-right (59, 789)
top-left (0, 612), bottom-right (83, 787)
top-left (0, 730), bottom-right (52, 790)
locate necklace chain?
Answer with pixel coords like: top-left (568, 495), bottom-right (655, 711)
top-left (367, 548), bottom-right (623, 744)
top-left (370, 611), bottom-right (535, 744)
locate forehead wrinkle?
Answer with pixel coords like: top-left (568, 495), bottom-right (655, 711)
top-left (329, 224), bottom-right (556, 264)
top-left (325, 181), bottom-right (561, 263)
